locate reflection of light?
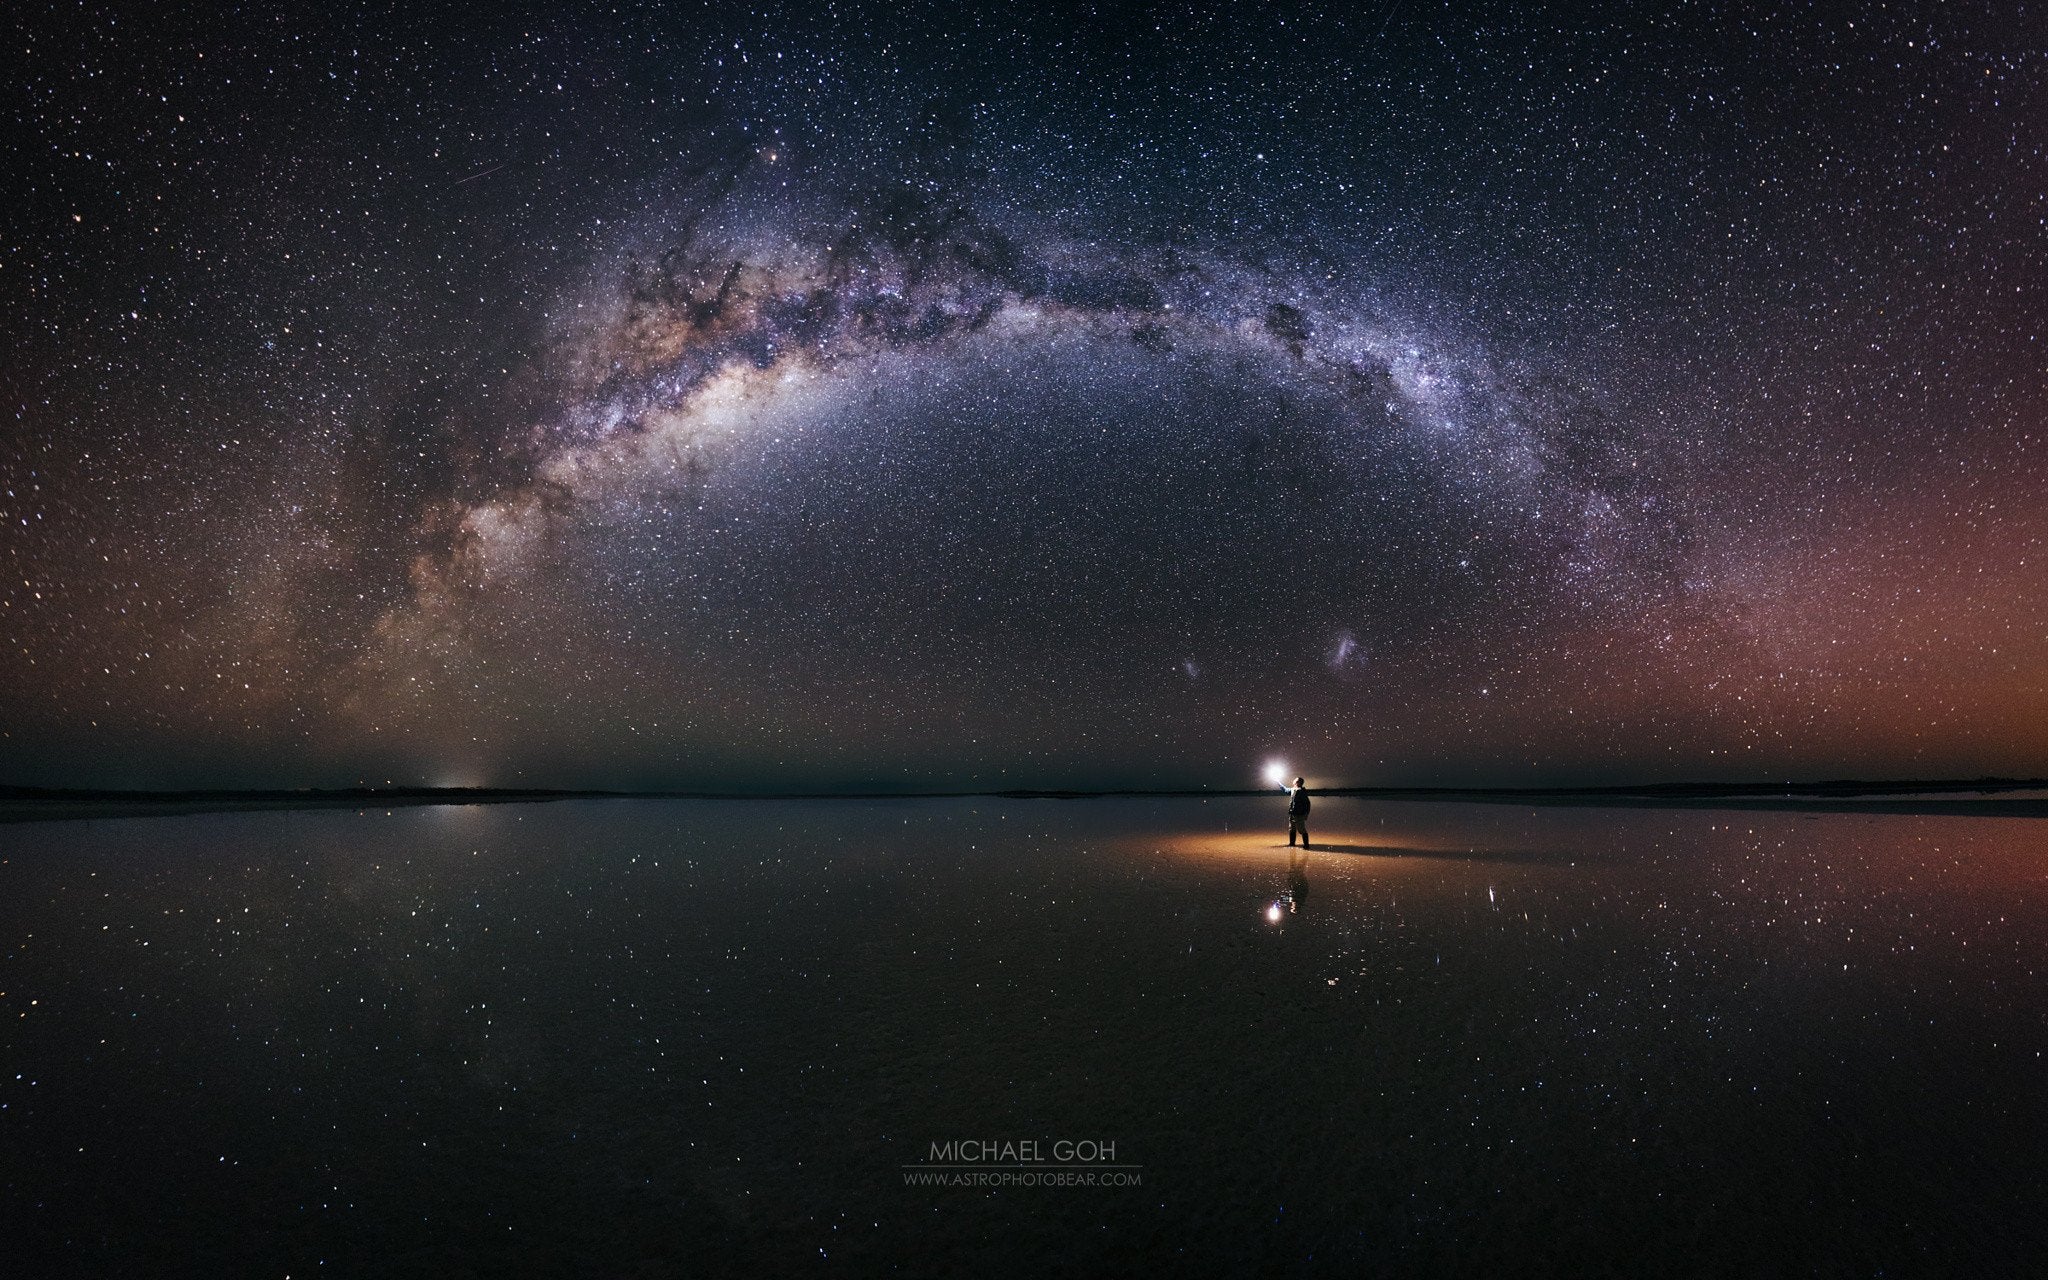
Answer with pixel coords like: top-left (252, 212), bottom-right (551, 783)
top-left (1263, 760), bottom-right (1288, 786)
top-left (1266, 902), bottom-right (1283, 923)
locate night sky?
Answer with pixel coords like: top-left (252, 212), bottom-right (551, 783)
top-left (4, 1), bottom-right (2044, 791)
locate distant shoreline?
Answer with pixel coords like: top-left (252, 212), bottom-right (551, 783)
top-left (3, 778), bottom-right (2046, 824)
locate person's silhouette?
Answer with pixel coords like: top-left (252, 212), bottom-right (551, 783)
top-left (1281, 776), bottom-right (1311, 848)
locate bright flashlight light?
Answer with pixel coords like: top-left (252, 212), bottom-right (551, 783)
top-left (1266, 902), bottom-right (1284, 923)
top-left (1263, 760), bottom-right (1288, 786)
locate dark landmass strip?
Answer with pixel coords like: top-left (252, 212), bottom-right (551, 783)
top-left (0, 784), bottom-right (624, 825)
top-left (2, 777), bottom-right (2046, 824)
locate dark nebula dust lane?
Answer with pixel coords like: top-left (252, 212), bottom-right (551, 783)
top-left (4, 2), bottom-right (2046, 789)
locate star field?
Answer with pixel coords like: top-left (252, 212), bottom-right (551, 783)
top-left (4, 1), bottom-right (2045, 789)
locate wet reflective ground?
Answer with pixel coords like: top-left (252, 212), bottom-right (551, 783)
top-left (4, 797), bottom-right (2045, 1275)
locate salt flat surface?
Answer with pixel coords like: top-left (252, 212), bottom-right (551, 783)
top-left (3, 796), bottom-right (2045, 1275)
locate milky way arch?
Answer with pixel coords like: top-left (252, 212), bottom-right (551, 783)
top-left (361, 159), bottom-right (1691, 728)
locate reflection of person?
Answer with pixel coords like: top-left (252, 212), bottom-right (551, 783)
top-left (1281, 776), bottom-right (1311, 848)
top-left (1287, 847), bottom-right (1310, 914)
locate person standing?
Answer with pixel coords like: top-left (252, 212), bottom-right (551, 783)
top-left (1282, 776), bottom-right (1311, 848)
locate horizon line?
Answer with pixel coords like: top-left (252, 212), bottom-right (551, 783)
top-left (4, 775), bottom-right (2045, 803)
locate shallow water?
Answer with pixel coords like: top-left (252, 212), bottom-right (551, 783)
top-left (3, 797), bottom-right (2045, 1275)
